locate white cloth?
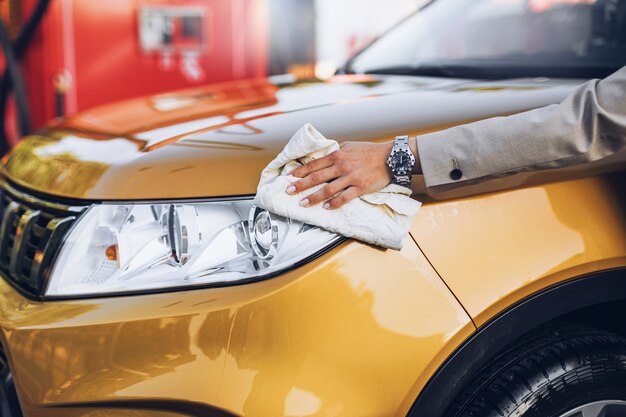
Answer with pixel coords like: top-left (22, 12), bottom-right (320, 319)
top-left (254, 124), bottom-right (422, 250)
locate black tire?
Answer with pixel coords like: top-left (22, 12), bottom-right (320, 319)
top-left (445, 325), bottom-right (626, 417)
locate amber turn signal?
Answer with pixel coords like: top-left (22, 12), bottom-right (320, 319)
top-left (105, 244), bottom-right (118, 261)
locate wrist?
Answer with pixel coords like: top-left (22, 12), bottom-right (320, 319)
top-left (381, 141), bottom-right (394, 180)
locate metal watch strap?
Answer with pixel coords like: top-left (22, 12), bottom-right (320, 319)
top-left (387, 135), bottom-right (414, 186)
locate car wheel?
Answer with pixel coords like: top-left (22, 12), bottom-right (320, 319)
top-left (445, 325), bottom-right (626, 417)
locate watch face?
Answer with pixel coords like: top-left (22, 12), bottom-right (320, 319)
top-left (390, 152), bottom-right (407, 166)
top-left (390, 150), bottom-right (412, 175)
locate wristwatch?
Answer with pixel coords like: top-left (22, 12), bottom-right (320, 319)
top-left (386, 135), bottom-right (415, 187)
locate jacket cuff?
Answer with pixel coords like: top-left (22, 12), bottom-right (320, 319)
top-left (416, 127), bottom-right (479, 192)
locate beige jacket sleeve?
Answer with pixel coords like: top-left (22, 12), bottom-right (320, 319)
top-left (417, 66), bottom-right (626, 195)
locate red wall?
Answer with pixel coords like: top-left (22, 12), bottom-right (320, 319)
top-left (20, 0), bottom-right (268, 133)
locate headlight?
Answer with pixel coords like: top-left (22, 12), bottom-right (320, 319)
top-left (46, 198), bottom-right (342, 297)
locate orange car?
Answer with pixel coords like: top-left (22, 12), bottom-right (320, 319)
top-left (1, 1), bottom-right (626, 416)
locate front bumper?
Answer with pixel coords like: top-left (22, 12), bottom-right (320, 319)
top-left (0, 240), bottom-right (473, 417)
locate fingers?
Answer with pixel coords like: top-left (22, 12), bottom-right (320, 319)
top-left (287, 166), bottom-right (340, 195)
top-left (324, 186), bottom-right (360, 210)
top-left (299, 176), bottom-right (351, 207)
top-left (290, 153), bottom-right (335, 178)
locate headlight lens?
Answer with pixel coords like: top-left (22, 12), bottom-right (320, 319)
top-left (46, 199), bottom-right (341, 297)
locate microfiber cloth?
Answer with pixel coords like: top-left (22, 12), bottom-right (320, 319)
top-left (254, 124), bottom-right (422, 250)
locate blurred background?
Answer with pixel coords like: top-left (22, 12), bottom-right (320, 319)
top-left (0, 0), bottom-right (424, 154)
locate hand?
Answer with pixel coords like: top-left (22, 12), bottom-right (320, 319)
top-left (286, 141), bottom-right (394, 209)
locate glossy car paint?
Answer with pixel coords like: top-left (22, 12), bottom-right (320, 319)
top-left (0, 239), bottom-right (472, 417)
top-left (1, 74), bottom-right (624, 416)
top-left (412, 173), bottom-right (626, 327)
top-left (2, 75), bottom-right (579, 200)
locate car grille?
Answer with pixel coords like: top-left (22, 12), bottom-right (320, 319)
top-left (0, 183), bottom-right (86, 297)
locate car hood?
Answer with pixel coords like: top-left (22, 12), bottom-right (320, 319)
top-left (2, 74), bottom-right (583, 200)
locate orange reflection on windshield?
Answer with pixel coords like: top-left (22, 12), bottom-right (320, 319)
top-left (528, 0), bottom-right (597, 13)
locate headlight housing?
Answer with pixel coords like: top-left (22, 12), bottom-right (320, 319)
top-left (46, 198), bottom-right (342, 297)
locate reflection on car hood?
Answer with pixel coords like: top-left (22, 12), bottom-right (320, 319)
top-left (3, 74), bottom-right (584, 200)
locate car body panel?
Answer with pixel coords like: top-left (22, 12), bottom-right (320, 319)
top-left (411, 173), bottom-right (626, 326)
top-left (1, 75), bottom-right (581, 200)
top-left (0, 239), bottom-right (473, 417)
